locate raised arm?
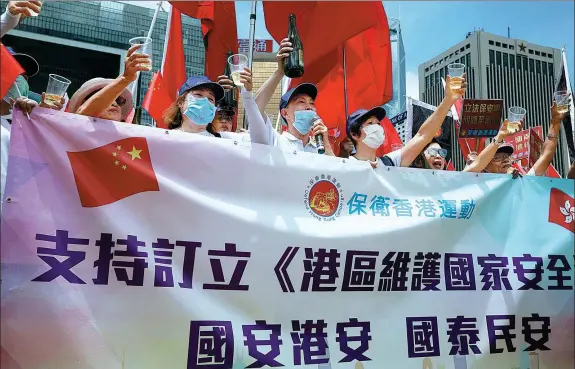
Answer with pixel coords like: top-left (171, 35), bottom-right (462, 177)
top-left (464, 120), bottom-right (510, 172)
top-left (254, 38), bottom-right (292, 116)
top-left (239, 68), bottom-right (275, 146)
top-left (76, 45), bottom-right (149, 118)
top-left (1, 1), bottom-right (42, 38)
top-left (529, 102), bottom-right (565, 176)
top-left (400, 75), bottom-right (467, 167)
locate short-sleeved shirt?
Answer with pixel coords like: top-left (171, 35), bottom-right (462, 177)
top-left (348, 149), bottom-right (402, 167)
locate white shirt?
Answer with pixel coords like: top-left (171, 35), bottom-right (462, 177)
top-left (1, 116), bottom-right (12, 211)
top-left (178, 129), bottom-right (249, 141)
top-left (348, 148), bottom-right (403, 167)
top-left (241, 89), bottom-right (318, 153)
top-left (1, 8), bottom-right (21, 38)
top-left (526, 168), bottom-right (535, 176)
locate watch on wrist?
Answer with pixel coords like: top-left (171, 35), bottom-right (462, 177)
top-left (547, 132), bottom-right (557, 139)
top-left (495, 137), bottom-right (504, 145)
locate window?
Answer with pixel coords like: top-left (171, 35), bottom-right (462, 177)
top-left (425, 67), bottom-right (429, 72)
top-left (496, 41), bottom-right (501, 47)
top-left (510, 55), bottom-right (515, 68)
top-left (466, 44), bottom-right (470, 49)
top-left (549, 63), bottom-right (554, 76)
top-left (529, 49), bottom-right (534, 54)
top-left (489, 40), bottom-right (494, 45)
top-left (460, 47), bottom-right (465, 52)
top-left (529, 58), bottom-right (535, 72)
top-left (542, 61), bottom-right (547, 75)
top-left (496, 51), bottom-right (502, 66)
top-left (535, 50), bottom-right (540, 56)
top-left (466, 53), bottom-right (471, 67)
top-left (440, 68), bottom-right (445, 79)
top-left (523, 56), bottom-right (528, 72)
top-left (502, 43), bottom-right (508, 49)
top-left (536, 60), bottom-right (541, 73)
top-left (503, 52), bottom-right (508, 67)
top-left (509, 45), bottom-right (514, 50)
top-left (489, 50), bottom-right (495, 64)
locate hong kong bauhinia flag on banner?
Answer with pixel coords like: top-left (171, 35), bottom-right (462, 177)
top-left (549, 188), bottom-right (575, 233)
top-left (67, 137), bottom-right (159, 207)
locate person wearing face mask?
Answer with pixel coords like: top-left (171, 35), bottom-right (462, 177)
top-left (347, 75), bottom-right (466, 168)
top-left (241, 74), bottom-right (334, 155)
top-left (164, 75), bottom-right (248, 142)
top-left (346, 107), bottom-right (390, 167)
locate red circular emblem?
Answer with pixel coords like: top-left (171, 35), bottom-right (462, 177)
top-left (308, 180), bottom-right (340, 218)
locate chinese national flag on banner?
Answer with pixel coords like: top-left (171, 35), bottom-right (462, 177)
top-left (548, 188), bottom-right (574, 233)
top-left (67, 138), bottom-right (159, 207)
top-left (1, 44), bottom-right (24, 99)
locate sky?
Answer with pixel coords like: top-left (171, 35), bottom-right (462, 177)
top-left (124, 1), bottom-right (574, 98)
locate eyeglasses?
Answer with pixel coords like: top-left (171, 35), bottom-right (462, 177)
top-left (426, 147), bottom-right (447, 158)
top-left (83, 89), bottom-right (127, 107)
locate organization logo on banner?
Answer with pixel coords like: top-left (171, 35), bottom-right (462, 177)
top-left (304, 174), bottom-right (344, 221)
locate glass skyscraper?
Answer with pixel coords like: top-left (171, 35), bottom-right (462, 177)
top-left (1, 1), bottom-right (205, 125)
top-left (383, 17), bottom-right (406, 119)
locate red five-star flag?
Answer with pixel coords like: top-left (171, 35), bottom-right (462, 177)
top-left (548, 188), bottom-right (574, 233)
top-left (67, 137), bottom-right (159, 207)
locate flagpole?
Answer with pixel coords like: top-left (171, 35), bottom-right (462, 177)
top-left (131, 1), bottom-right (163, 125)
top-left (243, 0), bottom-right (258, 130)
top-left (343, 43), bottom-right (349, 120)
top-left (274, 76), bottom-right (291, 132)
top-left (161, 2), bottom-right (171, 75)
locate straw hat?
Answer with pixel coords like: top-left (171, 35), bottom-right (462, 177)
top-left (67, 78), bottom-right (133, 121)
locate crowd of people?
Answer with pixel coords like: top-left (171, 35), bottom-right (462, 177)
top-left (1, 1), bottom-right (574, 208)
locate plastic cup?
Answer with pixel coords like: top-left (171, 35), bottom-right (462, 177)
top-left (45, 74), bottom-right (71, 103)
top-left (447, 63), bottom-right (465, 89)
top-left (228, 54), bottom-right (248, 87)
top-left (129, 36), bottom-right (153, 70)
top-left (508, 106), bottom-right (526, 134)
top-left (553, 90), bottom-right (571, 114)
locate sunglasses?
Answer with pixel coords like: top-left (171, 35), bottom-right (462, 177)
top-left (426, 147), bottom-right (447, 158)
top-left (83, 89), bottom-right (127, 107)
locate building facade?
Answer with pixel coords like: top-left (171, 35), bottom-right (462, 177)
top-left (236, 51), bottom-right (283, 131)
top-left (383, 17), bottom-right (406, 119)
top-left (0, 1), bottom-right (205, 125)
top-left (418, 30), bottom-right (570, 175)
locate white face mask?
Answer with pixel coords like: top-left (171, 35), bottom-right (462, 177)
top-left (362, 124), bottom-right (385, 149)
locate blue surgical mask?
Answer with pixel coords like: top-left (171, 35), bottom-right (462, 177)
top-left (292, 110), bottom-right (317, 135)
top-left (3, 75), bottom-right (29, 103)
top-left (184, 94), bottom-right (216, 126)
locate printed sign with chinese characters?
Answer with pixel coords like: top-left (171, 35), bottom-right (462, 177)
top-left (505, 128), bottom-right (531, 161)
top-left (459, 99), bottom-right (504, 138)
top-left (1, 110), bottom-right (573, 369)
top-left (238, 39), bottom-right (274, 53)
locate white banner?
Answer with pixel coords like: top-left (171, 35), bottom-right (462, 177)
top-left (1, 109), bottom-right (574, 369)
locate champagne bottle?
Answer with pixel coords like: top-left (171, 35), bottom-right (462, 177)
top-left (221, 50), bottom-right (237, 111)
top-left (284, 14), bottom-right (304, 78)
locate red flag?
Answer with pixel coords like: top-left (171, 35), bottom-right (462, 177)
top-left (142, 73), bottom-right (172, 128)
top-left (162, 6), bottom-right (187, 100)
top-left (446, 160), bottom-right (455, 171)
top-left (376, 116), bottom-right (403, 156)
top-left (171, 1), bottom-right (238, 81)
top-left (67, 137), bottom-right (159, 207)
top-left (286, 3), bottom-right (392, 147)
top-left (546, 164), bottom-right (561, 178)
top-left (548, 188), bottom-right (575, 233)
top-left (0, 44), bottom-right (24, 99)
top-left (263, 1), bottom-right (381, 66)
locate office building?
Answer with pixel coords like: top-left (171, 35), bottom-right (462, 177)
top-left (384, 17), bottom-right (406, 118)
top-left (0, 1), bottom-right (205, 125)
top-left (236, 50), bottom-right (283, 131)
top-left (418, 30), bottom-right (569, 175)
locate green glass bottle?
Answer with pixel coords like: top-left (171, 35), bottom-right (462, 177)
top-left (284, 14), bottom-right (304, 78)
